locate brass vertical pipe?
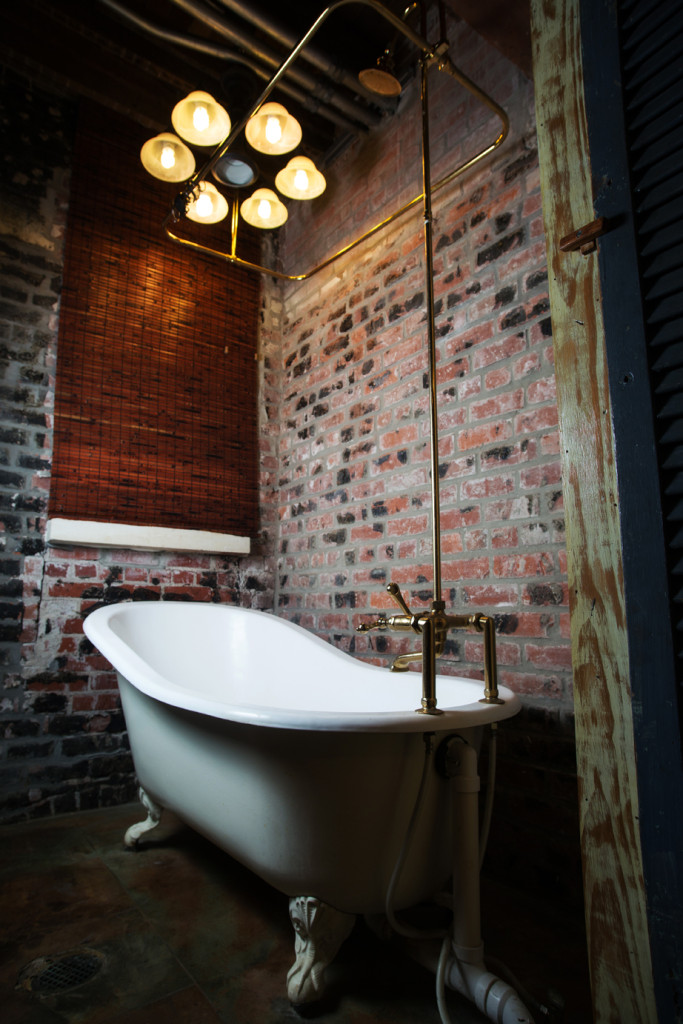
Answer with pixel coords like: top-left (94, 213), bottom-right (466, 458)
top-left (229, 195), bottom-right (239, 257)
top-left (420, 57), bottom-right (443, 605)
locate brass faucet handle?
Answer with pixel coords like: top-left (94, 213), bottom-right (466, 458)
top-left (386, 582), bottom-right (413, 618)
top-left (355, 616), bottom-right (388, 634)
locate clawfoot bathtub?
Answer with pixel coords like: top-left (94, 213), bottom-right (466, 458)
top-left (84, 601), bottom-right (533, 1021)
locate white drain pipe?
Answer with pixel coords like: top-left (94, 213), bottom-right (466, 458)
top-left (444, 947), bottom-right (536, 1023)
top-left (443, 734), bottom-right (535, 1023)
top-left (384, 732), bottom-right (536, 1024)
top-left (399, 930), bottom-right (535, 1024)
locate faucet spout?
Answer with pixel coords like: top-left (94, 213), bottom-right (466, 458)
top-left (416, 613), bottom-right (443, 715)
top-left (474, 614), bottom-right (505, 705)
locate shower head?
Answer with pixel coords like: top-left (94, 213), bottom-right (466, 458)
top-left (358, 48), bottom-right (402, 97)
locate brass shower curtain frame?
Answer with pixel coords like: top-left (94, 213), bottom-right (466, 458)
top-left (163, 0), bottom-right (509, 711)
top-left (162, 0), bottom-right (509, 283)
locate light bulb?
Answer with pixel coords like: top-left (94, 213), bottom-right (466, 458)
top-left (240, 187), bottom-right (287, 228)
top-left (194, 192), bottom-right (213, 218)
top-left (193, 105), bottom-right (210, 133)
top-left (293, 168), bottom-right (309, 192)
top-left (172, 92), bottom-right (230, 146)
top-left (246, 102), bottom-right (301, 155)
top-left (141, 133), bottom-right (195, 181)
top-left (186, 181), bottom-right (228, 224)
top-left (274, 156), bottom-right (326, 200)
top-left (160, 145), bottom-right (176, 169)
top-left (265, 116), bottom-right (282, 145)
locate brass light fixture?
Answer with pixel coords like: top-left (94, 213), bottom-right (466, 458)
top-left (171, 91), bottom-right (231, 147)
top-left (212, 152), bottom-right (259, 189)
top-left (140, 132), bottom-right (195, 183)
top-left (141, 90), bottom-right (325, 231)
top-left (240, 188), bottom-right (288, 229)
top-left (162, 1), bottom-right (508, 275)
top-left (185, 181), bottom-right (229, 224)
top-left (245, 102), bottom-right (302, 155)
top-left (275, 156), bottom-right (327, 200)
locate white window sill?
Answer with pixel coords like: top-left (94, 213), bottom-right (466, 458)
top-left (46, 518), bottom-right (250, 555)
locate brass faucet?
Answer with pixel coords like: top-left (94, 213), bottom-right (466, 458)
top-left (357, 583), bottom-right (504, 714)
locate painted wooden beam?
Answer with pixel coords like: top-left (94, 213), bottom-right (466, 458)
top-left (529, 1), bottom-right (657, 1020)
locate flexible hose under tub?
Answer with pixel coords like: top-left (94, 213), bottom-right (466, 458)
top-left (436, 932), bottom-right (455, 1024)
top-left (479, 722), bottom-right (498, 869)
top-left (384, 731), bottom-right (447, 941)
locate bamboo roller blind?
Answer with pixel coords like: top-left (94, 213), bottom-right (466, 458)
top-left (51, 101), bottom-right (261, 537)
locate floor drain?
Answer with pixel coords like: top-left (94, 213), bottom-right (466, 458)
top-left (17, 948), bottom-right (105, 995)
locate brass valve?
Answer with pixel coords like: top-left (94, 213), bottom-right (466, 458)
top-left (356, 616), bottom-right (388, 633)
top-left (356, 582), bottom-right (504, 712)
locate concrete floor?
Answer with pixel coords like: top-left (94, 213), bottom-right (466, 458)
top-left (1, 803), bottom-right (592, 1023)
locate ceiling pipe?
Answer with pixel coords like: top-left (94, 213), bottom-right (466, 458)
top-left (97, 0), bottom-right (363, 135)
top-left (166, 0), bottom-right (382, 128)
top-left (213, 0), bottom-right (395, 105)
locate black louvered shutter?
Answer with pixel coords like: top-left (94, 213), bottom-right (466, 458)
top-left (620, 0), bottom-right (683, 670)
top-left (582, 2), bottom-right (683, 1016)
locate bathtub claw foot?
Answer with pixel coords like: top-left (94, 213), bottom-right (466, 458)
top-left (124, 787), bottom-right (163, 848)
top-left (287, 896), bottom-right (355, 1006)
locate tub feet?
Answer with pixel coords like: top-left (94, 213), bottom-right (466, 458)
top-left (124, 786), bottom-right (163, 848)
top-left (287, 896), bottom-right (355, 1007)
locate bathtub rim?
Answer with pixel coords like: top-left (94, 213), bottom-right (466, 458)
top-left (84, 601), bottom-right (522, 733)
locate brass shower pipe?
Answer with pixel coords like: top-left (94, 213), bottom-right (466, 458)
top-left (357, 37), bottom-right (506, 712)
top-left (162, 0), bottom-right (509, 283)
top-left (162, 0), bottom-right (509, 712)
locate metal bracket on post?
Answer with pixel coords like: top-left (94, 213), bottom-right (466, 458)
top-left (559, 215), bottom-right (606, 255)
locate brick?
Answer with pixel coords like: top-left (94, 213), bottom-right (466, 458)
top-left (485, 496), bottom-right (540, 522)
top-left (499, 672), bottom-right (564, 698)
top-left (386, 515), bottom-right (429, 536)
top-left (527, 376), bottom-right (557, 404)
top-left (462, 476), bottom-right (514, 500)
top-left (471, 334), bottom-right (526, 371)
top-left (379, 425), bottom-right (419, 450)
top-left (471, 385), bottom-right (524, 417)
top-left (440, 506), bottom-right (481, 528)
top-left (515, 406), bottom-right (559, 434)
top-left (525, 643), bottom-right (573, 670)
top-left (520, 463), bottom-right (562, 489)
top-left (458, 421), bottom-right (513, 451)
top-left (493, 553), bottom-right (555, 577)
top-left (75, 564), bottom-right (98, 579)
top-left (464, 636), bottom-right (521, 666)
top-left (442, 557), bottom-right (490, 580)
top-left (484, 367), bottom-right (512, 390)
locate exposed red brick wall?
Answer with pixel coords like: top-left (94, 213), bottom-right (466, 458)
top-left (273, 19), bottom-right (570, 705)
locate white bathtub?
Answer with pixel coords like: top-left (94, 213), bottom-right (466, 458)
top-left (84, 601), bottom-right (529, 1018)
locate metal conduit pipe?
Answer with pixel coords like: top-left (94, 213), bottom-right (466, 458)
top-left (213, 0), bottom-right (395, 104)
top-left (166, 0), bottom-right (382, 128)
top-left (97, 0), bottom-right (363, 134)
